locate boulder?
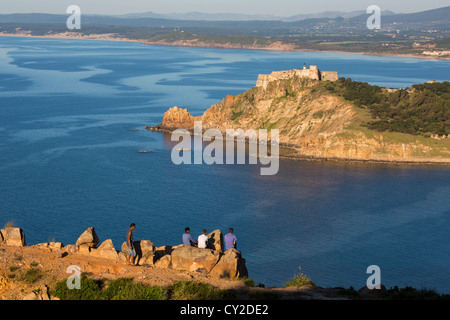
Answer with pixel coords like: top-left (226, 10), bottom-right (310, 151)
top-left (78, 245), bottom-right (90, 255)
top-left (121, 240), bottom-right (156, 266)
top-left (64, 244), bottom-right (78, 254)
top-left (171, 245), bottom-right (221, 274)
top-left (90, 239), bottom-right (119, 260)
top-left (49, 242), bottom-right (63, 250)
top-left (139, 240), bottom-right (156, 256)
top-left (97, 239), bottom-right (115, 251)
top-left (209, 248), bottom-right (248, 279)
top-left (34, 243), bottom-right (51, 250)
top-left (155, 254), bottom-right (172, 269)
top-left (207, 229), bottom-right (223, 252)
top-left (139, 254), bottom-right (155, 266)
top-left (75, 227), bottom-right (99, 248)
top-left (154, 245), bottom-right (174, 260)
top-left (23, 285), bottom-right (51, 300)
top-left (90, 248), bottom-right (119, 260)
top-left (1, 227), bottom-right (26, 247)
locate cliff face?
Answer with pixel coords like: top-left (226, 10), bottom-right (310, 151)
top-left (149, 75), bottom-right (450, 163)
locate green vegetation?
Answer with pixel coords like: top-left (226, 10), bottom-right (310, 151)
top-left (234, 277), bottom-right (255, 287)
top-left (323, 78), bottom-right (450, 136)
top-left (52, 277), bottom-right (234, 300)
top-left (9, 266), bottom-right (19, 272)
top-left (384, 286), bottom-right (450, 300)
top-left (23, 268), bottom-right (43, 284)
top-left (54, 276), bottom-right (104, 300)
top-left (285, 268), bottom-right (316, 288)
top-left (169, 281), bottom-right (235, 300)
top-left (49, 274), bottom-right (450, 300)
top-left (100, 278), bottom-right (168, 300)
top-left (4, 221), bottom-right (15, 228)
top-left (312, 111), bottom-right (324, 119)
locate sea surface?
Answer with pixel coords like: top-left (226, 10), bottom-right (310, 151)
top-left (1, 36), bottom-right (450, 292)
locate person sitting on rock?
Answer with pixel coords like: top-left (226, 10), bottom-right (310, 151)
top-left (224, 228), bottom-right (237, 251)
top-left (182, 227), bottom-right (197, 247)
top-left (197, 229), bottom-right (208, 249)
top-left (127, 223), bottom-right (136, 265)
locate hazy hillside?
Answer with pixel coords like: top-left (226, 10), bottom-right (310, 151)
top-left (0, 6), bottom-right (449, 58)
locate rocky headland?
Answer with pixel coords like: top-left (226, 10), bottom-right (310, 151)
top-left (148, 69), bottom-right (450, 164)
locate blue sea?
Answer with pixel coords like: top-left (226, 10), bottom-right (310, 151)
top-left (1, 36), bottom-right (449, 292)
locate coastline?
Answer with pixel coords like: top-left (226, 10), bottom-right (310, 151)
top-left (1, 32), bottom-right (449, 61)
top-left (146, 126), bottom-right (450, 166)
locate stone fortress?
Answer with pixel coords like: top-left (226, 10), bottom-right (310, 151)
top-left (256, 64), bottom-right (338, 89)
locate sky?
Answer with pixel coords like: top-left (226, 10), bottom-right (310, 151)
top-left (0, 0), bottom-right (448, 16)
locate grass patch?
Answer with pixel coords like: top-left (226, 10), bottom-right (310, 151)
top-left (53, 277), bottom-right (234, 301)
top-left (285, 268), bottom-right (315, 288)
top-left (235, 277), bottom-right (255, 287)
top-left (23, 268), bottom-right (43, 284)
top-left (102, 278), bottom-right (168, 300)
top-left (53, 276), bottom-right (103, 300)
top-left (4, 221), bottom-right (14, 228)
top-left (312, 111), bottom-right (324, 119)
top-left (169, 281), bottom-right (235, 300)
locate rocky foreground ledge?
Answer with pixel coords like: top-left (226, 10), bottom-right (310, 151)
top-left (0, 227), bottom-right (258, 300)
top-left (2, 227), bottom-right (447, 300)
top-left (0, 226), bottom-right (362, 300)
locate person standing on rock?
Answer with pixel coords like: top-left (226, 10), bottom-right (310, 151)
top-left (198, 229), bottom-right (208, 249)
top-left (224, 228), bottom-right (237, 251)
top-left (182, 227), bottom-right (197, 247)
top-left (127, 223), bottom-right (136, 265)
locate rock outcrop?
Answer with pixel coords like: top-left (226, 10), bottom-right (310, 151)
top-left (209, 248), bottom-right (248, 279)
top-left (90, 239), bottom-right (119, 260)
top-left (75, 227), bottom-right (99, 248)
top-left (121, 240), bottom-right (156, 266)
top-left (0, 227), bottom-right (26, 247)
top-left (147, 72), bottom-right (450, 164)
top-left (2, 227), bottom-right (248, 281)
top-left (171, 245), bottom-right (222, 273)
top-left (207, 229), bottom-right (224, 252)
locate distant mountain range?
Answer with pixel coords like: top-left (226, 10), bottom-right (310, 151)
top-left (115, 10), bottom-right (397, 22)
top-left (0, 6), bottom-right (447, 27)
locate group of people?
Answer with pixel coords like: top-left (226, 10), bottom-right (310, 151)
top-left (182, 227), bottom-right (237, 251)
top-left (125, 223), bottom-right (238, 266)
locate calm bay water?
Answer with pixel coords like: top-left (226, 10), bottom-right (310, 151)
top-left (1, 36), bottom-right (449, 291)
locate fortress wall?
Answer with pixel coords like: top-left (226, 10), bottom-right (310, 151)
top-left (295, 68), bottom-right (320, 81)
top-left (320, 71), bottom-right (339, 82)
top-left (256, 66), bottom-right (337, 88)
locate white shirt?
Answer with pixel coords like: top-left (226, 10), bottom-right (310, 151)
top-left (198, 234), bottom-right (208, 249)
